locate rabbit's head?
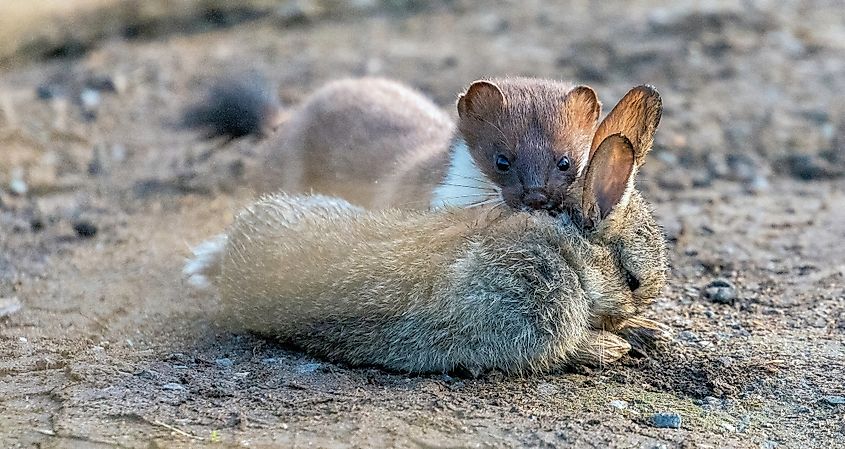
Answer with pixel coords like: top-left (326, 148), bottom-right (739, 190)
top-left (569, 86), bottom-right (667, 330)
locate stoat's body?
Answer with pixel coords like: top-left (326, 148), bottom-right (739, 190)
top-left (251, 77), bottom-right (601, 212)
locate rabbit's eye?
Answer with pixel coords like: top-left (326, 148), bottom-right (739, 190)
top-left (625, 270), bottom-right (641, 291)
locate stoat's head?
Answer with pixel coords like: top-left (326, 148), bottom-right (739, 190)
top-left (456, 78), bottom-right (601, 213)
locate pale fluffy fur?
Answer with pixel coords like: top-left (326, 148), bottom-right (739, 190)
top-left (183, 234), bottom-right (227, 289)
top-left (187, 188), bottom-right (667, 374)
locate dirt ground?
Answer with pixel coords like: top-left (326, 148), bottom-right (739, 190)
top-left (1, 1), bottom-right (844, 447)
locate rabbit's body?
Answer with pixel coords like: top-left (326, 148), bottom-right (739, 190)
top-left (189, 190), bottom-right (663, 374)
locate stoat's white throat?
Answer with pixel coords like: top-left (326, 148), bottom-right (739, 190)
top-left (430, 140), bottom-right (499, 209)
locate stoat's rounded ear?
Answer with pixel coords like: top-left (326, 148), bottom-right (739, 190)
top-left (582, 133), bottom-right (636, 227)
top-left (457, 80), bottom-right (505, 119)
top-left (562, 85), bottom-right (601, 133)
top-left (591, 85), bottom-right (662, 167)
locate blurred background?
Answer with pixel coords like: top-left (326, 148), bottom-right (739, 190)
top-left (2, 1), bottom-right (844, 446)
top-left (1, 0), bottom-right (844, 204)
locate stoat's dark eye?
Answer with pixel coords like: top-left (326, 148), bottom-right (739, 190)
top-left (557, 156), bottom-right (571, 171)
top-left (625, 270), bottom-right (641, 292)
top-left (495, 154), bottom-right (511, 172)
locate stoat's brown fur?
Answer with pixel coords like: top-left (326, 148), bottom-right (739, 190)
top-left (252, 78), bottom-right (455, 209)
top-left (250, 77), bottom-right (601, 211)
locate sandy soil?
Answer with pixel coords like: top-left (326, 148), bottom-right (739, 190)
top-left (1, 1), bottom-right (843, 447)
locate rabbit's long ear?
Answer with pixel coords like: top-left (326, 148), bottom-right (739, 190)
top-left (582, 134), bottom-right (636, 226)
top-left (591, 85), bottom-right (661, 166)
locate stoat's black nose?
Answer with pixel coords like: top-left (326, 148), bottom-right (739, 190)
top-left (522, 191), bottom-right (550, 210)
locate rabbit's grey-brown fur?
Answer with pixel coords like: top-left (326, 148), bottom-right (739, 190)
top-left (188, 168), bottom-right (667, 374)
top-left (201, 189), bottom-right (661, 374)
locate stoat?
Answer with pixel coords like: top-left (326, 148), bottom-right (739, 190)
top-left (207, 77), bottom-right (601, 211)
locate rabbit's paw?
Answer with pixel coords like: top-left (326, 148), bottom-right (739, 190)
top-left (615, 316), bottom-right (671, 358)
top-left (573, 330), bottom-right (631, 366)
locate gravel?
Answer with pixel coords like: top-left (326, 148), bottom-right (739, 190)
top-left (609, 400), bottom-right (628, 410)
top-left (214, 358), bottom-right (234, 368)
top-left (701, 279), bottom-right (737, 305)
top-left (822, 395), bottom-right (845, 405)
top-left (650, 412), bottom-right (682, 429)
top-left (72, 220), bottom-right (98, 238)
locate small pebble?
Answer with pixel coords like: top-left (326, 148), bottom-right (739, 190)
top-left (111, 144), bottom-right (127, 162)
top-left (650, 412), bottom-right (682, 429)
top-left (162, 382), bottom-right (186, 391)
top-left (656, 172), bottom-right (692, 191)
top-left (295, 362), bottom-right (323, 374)
top-left (678, 330), bottom-right (699, 341)
top-left (793, 404), bottom-right (812, 414)
top-left (73, 220), bottom-right (98, 238)
top-left (88, 146), bottom-right (105, 176)
top-left (701, 279), bottom-right (737, 305)
top-left (822, 395), bottom-right (845, 405)
top-left (691, 174), bottom-right (713, 188)
top-left (745, 175), bottom-right (770, 194)
top-left (779, 154), bottom-right (844, 180)
top-left (80, 88), bottom-right (101, 120)
top-left (214, 357), bottom-right (234, 368)
top-left (261, 357), bottom-right (279, 365)
top-left (30, 217), bottom-right (44, 232)
top-left (537, 382), bottom-right (558, 397)
top-left (9, 171), bottom-right (28, 196)
top-left (80, 88), bottom-right (100, 109)
top-left (702, 396), bottom-right (724, 409)
top-left (720, 422), bottom-right (737, 433)
top-left (85, 74), bottom-right (124, 94)
top-left (737, 414), bottom-right (751, 432)
top-left (609, 399), bottom-right (628, 410)
top-left (36, 84), bottom-right (59, 100)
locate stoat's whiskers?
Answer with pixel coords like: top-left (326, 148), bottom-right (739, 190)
top-left (447, 172), bottom-right (498, 186)
top-left (395, 192), bottom-right (499, 209)
top-left (437, 182), bottom-right (498, 192)
top-left (480, 117), bottom-right (513, 149)
top-left (465, 197), bottom-right (503, 208)
top-left (431, 139), bottom-right (500, 209)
